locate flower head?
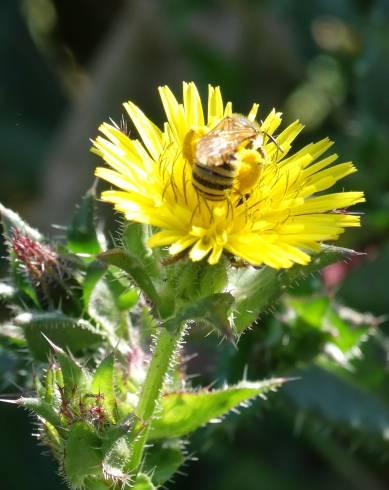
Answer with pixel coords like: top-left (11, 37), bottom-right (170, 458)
top-left (93, 82), bottom-right (364, 269)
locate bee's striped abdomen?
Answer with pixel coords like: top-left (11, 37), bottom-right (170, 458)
top-left (192, 161), bottom-right (238, 200)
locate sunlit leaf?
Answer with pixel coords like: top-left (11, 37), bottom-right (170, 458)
top-left (16, 311), bottom-right (104, 361)
top-left (98, 248), bottom-right (163, 316)
top-left (144, 440), bottom-right (186, 486)
top-left (149, 378), bottom-right (287, 440)
top-left (64, 421), bottom-right (102, 488)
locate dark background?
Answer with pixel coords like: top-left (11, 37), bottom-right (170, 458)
top-left (1, 0), bottom-right (389, 489)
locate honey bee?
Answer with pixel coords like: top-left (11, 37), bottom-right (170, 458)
top-left (191, 114), bottom-right (269, 201)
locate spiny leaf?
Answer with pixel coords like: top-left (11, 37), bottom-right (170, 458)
top-left (144, 440), bottom-right (186, 487)
top-left (283, 365), bottom-right (389, 449)
top-left (16, 311), bottom-right (104, 361)
top-left (230, 245), bottom-right (362, 334)
top-left (67, 185), bottom-right (102, 255)
top-left (64, 421), bottom-right (102, 488)
top-left (149, 378), bottom-right (287, 440)
top-left (0, 397), bottom-right (62, 428)
top-left (162, 292), bottom-right (235, 338)
top-left (98, 248), bottom-right (162, 316)
top-left (41, 336), bottom-right (90, 399)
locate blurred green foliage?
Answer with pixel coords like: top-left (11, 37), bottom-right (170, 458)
top-left (1, 0), bottom-right (389, 489)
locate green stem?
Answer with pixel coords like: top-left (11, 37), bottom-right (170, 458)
top-left (127, 324), bottom-right (184, 475)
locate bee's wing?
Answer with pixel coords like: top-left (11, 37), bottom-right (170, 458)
top-left (196, 129), bottom-right (257, 166)
top-left (196, 117), bottom-right (258, 166)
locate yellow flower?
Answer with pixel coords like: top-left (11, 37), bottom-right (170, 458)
top-left (93, 82), bottom-right (364, 269)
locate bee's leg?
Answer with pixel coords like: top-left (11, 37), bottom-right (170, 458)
top-left (201, 194), bottom-right (214, 223)
top-left (190, 201), bottom-right (200, 227)
top-left (225, 193), bottom-right (234, 221)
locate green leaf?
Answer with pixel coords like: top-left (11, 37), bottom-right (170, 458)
top-left (91, 355), bottom-right (116, 418)
top-left (18, 397), bottom-right (62, 428)
top-left (105, 268), bottom-right (139, 311)
top-left (64, 421), bottom-right (102, 488)
top-left (41, 337), bottom-right (90, 399)
top-left (67, 185), bottom-right (102, 255)
top-left (98, 248), bottom-right (162, 316)
top-left (230, 245), bottom-right (361, 334)
top-left (16, 311), bottom-right (104, 361)
top-left (84, 480), bottom-right (110, 490)
top-left (132, 474), bottom-right (156, 490)
top-left (162, 292), bottom-right (235, 338)
top-left (287, 297), bottom-right (374, 362)
top-left (83, 260), bottom-right (107, 309)
top-left (283, 365), bottom-right (389, 448)
top-left (144, 440), bottom-right (186, 486)
top-left (149, 378), bottom-right (287, 440)
top-left (87, 276), bottom-right (121, 336)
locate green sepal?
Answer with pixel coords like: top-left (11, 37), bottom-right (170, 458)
top-left (122, 223), bottom-right (160, 278)
top-left (231, 245), bottom-right (362, 334)
top-left (162, 292), bottom-right (234, 338)
top-left (98, 248), bottom-right (162, 316)
top-left (149, 378), bottom-right (287, 440)
top-left (91, 355), bottom-right (116, 419)
top-left (144, 440), bottom-right (186, 487)
top-left (67, 185), bottom-right (102, 255)
top-left (16, 311), bottom-right (104, 361)
top-left (168, 259), bottom-right (228, 304)
top-left (64, 421), bottom-right (102, 488)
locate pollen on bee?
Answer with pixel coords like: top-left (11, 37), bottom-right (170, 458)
top-left (234, 148), bottom-right (264, 195)
top-left (182, 126), bottom-right (208, 165)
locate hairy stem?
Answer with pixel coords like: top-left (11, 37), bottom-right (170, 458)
top-left (127, 324), bottom-right (185, 475)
